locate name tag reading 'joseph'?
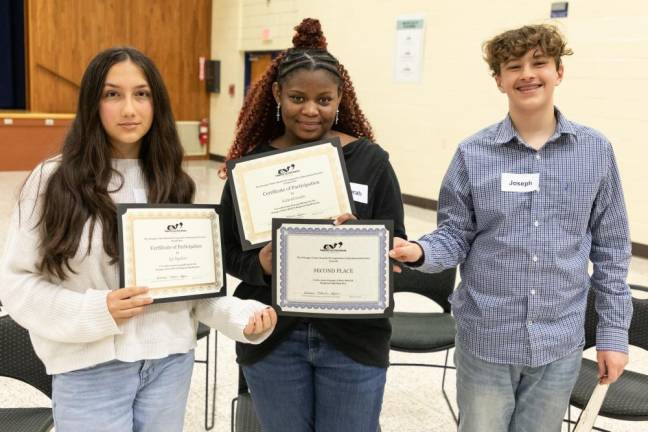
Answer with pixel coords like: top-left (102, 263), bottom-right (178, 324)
top-left (501, 173), bottom-right (540, 193)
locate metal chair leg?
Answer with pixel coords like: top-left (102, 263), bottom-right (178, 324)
top-left (441, 349), bottom-right (459, 425)
top-left (203, 331), bottom-right (217, 430)
top-left (231, 396), bottom-right (238, 432)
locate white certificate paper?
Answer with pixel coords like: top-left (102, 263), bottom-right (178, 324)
top-left (272, 219), bottom-right (394, 318)
top-left (574, 383), bottom-right (609, 432)
top-left (117, 204), bottom-right (225, 303)
top-left (227, 138), bottom-right (355, 250)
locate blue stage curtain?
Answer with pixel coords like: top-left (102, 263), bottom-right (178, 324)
top-left (0, 0), bottom-right (26, 109)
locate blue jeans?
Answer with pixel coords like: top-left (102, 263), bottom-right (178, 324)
top-left (455, 340), bottom-right (582, 432)
top-left (242, 322), bottom-right (387, 432)
top-left (52, 351), bottom-right (194, 432)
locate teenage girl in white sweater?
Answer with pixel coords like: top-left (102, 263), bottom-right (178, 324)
top-left (0, 47), bottom-right (276, 432)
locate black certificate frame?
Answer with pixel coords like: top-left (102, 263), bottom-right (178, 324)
top-left (226, 137), bottom-right (356, 251)
top-left (271, 218), bottom-right (394, 319)
top-left (117, 203), bottom-right (227, 304)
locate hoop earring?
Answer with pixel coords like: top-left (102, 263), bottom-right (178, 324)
top-left (276, 103), bottom-right (281, 122)
top-left (335, 109), bottom-right (339, 125)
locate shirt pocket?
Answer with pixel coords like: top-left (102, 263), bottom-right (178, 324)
top-left (545, 180), bottom-right (599, 235)
top-left (473, 181), bottom-right (531, 229)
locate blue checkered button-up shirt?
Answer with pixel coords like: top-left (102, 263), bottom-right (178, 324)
top-left (417, 109), bottom-right (632, 367)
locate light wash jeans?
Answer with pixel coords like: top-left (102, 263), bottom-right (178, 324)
top-left (455, 340), bottom-right (582, 432)
top-left (242, 321), bottom-right (387, 432)
top-left (52, 351), bottom-right (194, 432)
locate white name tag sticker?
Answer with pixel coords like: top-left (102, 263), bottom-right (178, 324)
top-left (501, 173), bottom-right (540, 192)
top-left (350, 182), bottom-right (368, 204)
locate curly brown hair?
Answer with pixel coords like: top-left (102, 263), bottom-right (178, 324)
top-left (225, 18), bottom-right (374, 163)
top-left (483, 24), bottom-right (573, 76)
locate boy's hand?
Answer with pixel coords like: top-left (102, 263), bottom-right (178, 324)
top-left (259, 242), bottom-right (273, 275)
top-left (107, 286), bottom-right (153, 325)
top-left (597, 351), bottom-right (628, 384)
top-left (244, 307), bottom-right (277, 337)
top-left (389, 238), bottom-right (423, 265)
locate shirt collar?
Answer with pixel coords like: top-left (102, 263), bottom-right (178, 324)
top-left (492, 107), bottom-right (577, 146)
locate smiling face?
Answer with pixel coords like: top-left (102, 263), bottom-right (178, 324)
top-left (273, 68), bottom-right (341, 145)
top-left (99, 60), bottom-right (154, 158)
top-left (495, 48), bottom-right (563, 115)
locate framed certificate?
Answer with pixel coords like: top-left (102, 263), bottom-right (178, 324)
top-left (271, 219), bottom-right (394, 318)
top-left (117, 204), bottom-right (226, 303)
top-left (226, 137), bottom-right (355, 250)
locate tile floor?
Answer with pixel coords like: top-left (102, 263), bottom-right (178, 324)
top-left (1, 160), bottom-right (646, 431)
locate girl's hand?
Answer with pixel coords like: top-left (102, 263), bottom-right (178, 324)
top-left (332, 213), bottom-right (357, 225)
top-left (244, 307), bottom-right (278, 338)
top-left (259, 242), bottom-right (273, 275)
top-left (107, 286), bottom-right (153, 325)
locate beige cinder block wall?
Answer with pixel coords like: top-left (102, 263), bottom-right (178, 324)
top-left (210, 0), bottom-right (648, 246)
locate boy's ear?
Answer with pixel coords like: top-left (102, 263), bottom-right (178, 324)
top-left (495, 74), bottom-right (505, 93)
top-left (272, 82), bottom-right (281, 103)
top-left (556, 64), bottom-right (564, 86)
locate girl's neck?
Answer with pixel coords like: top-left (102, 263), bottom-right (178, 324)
top-left (111, 141), bottom-right (141, 159)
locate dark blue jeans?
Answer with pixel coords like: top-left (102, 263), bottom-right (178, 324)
top-left (242, 322), bottom-right (386, 432)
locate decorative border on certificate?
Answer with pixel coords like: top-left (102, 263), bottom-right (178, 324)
top-left (117, 204), bottom-right (226, 303)
top-left (271, 219), bottom-right (394, 318)
top-left (227, 137), bottom-right (355, 250)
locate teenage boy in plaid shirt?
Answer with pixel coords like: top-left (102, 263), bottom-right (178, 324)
top-left (390, 24), bottom-right (632, 432)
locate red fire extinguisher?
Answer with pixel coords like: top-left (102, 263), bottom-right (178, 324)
top-left (199, 118), bottom-right (209, 146)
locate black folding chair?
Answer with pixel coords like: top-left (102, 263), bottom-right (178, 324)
top-left (389, 266), bottom-right (459, 425)
top-left (0, 315), bottom-right (53, 432)
top-left (566, 284), bottom-right (648, 431)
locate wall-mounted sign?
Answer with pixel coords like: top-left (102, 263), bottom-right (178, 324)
top-left (551, 2), bottom-right (569, 18)
top-left (394, 15), bottom-right (425, 83)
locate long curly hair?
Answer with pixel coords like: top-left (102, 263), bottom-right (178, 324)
top-left (33, 47), bottom-right (195, 280)
top-left (226, 18), bottom-right (374, 163)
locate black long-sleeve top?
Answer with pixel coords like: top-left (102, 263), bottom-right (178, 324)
top-left (220, 138), bottom-right (407, 367)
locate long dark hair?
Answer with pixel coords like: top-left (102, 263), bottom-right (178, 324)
top-left (226, 18), bottom-right (374, 163)
top-left (33, 46), bottom-right (195, 280)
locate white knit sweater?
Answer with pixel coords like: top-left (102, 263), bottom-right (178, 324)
top-left (0, 158), bottom-right (270, 374)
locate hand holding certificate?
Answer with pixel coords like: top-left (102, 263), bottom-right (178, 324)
top-left (227, 138), bottom-right (355, 250)
top-left (271, 219), bottom-right (394, 318)
top-left (106, 286), bottom-right (153, 324)
top-left (117, 204), bottom-right (226, 303)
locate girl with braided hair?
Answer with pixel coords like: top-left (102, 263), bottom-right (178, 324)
top-left (220, 18), bottom-right (406, 431)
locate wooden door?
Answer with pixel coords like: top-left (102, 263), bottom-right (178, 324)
top-left (129, 0), bottom-right (211, 120)
top-left (250, 53), bottom-right (273, 88)
top-left (25, 0), bottom-right (211, 120)
top-left (26, 0), bottom-right (129, 113)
